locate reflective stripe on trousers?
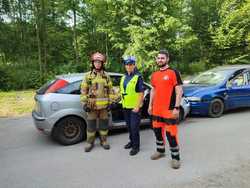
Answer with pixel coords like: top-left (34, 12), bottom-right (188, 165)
top-left (153, 127), bottom-right (180, 160)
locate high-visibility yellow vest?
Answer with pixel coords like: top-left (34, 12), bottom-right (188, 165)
top-left (120, 75), bottom-right (140, 109)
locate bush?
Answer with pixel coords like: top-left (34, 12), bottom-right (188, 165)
top-left (0, 66), bottom-right (12, 91)
top-left (0, 62), bottom-right (44, 90)
top-left (188, 61), bottom-right (207, 74)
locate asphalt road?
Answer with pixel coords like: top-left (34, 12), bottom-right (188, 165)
top-left (0, 109), bottom-right (250, 188)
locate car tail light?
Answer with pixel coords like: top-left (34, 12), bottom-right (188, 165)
top-left (34, 100), bottom-right (41, 113)
top-left (45, 79), bottom-right (69, 94)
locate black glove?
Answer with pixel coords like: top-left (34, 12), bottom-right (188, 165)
top-left (107, 103), bottom-right (118, 111)
top-left (83, 104), bottom-right (91, 112)
top-left (111, 103), bottom-right (118, 109)
top-left (106, 104), bottom-right (111, 111)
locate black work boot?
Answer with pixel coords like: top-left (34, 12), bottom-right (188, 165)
top-left (124, 142), bottom-right (132, 149)
top-left (84, 143), bottom-right (94, 152)
top-left (100, 136), bottom-right (110, 150)
top-left (85, 130), bottom-right (96, 152)
top-left (129, 148), bottom-right (139, 156)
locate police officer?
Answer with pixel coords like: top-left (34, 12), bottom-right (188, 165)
top-left (80, 52), bottom-right (115, 152)
top-left (120, 56), bottom-right (144, 156)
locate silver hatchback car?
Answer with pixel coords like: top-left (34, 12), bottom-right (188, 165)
top-left (32, 72), bottom-right (190, 145)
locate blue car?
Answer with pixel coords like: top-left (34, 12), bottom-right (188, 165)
top-left (184, 65), bottom-right (250, 117)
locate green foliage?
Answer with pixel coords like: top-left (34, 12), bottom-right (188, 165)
top-left (0, 62), bottom-right (43, 90)
top-left (1, 0), bottom-right (250, 91)
top-left (0, 65), bottom-right (12, 91)
top-left (210, 0), bottom-right (250, 64)
top-left (188, 61), bottom-right (209, 74)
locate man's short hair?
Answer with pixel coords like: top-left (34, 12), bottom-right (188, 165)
top-left (159, 49), bottom-right (169, 58)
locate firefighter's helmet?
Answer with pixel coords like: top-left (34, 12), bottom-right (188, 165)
top-left (91, 52), bottom-right (106, 63)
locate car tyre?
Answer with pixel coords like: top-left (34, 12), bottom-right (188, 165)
top-left (208, 98), bottom-right (224, 118)
top-left (53, 116), bottom-right (86, 145)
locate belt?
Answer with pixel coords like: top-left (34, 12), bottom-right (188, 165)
top-left (151, 115), bottom-right (177, 125)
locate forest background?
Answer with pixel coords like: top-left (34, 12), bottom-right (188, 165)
top-left (0, 0), bottom-right (249, 91)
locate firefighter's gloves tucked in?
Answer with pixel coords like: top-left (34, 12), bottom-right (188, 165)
top-left (87, 98), bottom-right (96, 109)
top-left (83, 97), bottom-right (96, 112)
top-left (83, 104), bottom-right (91, 112)
top-left (106, 103), bottom-right (118, 111)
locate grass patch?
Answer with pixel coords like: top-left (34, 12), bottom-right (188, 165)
top-left (0, 90), bottom-right (35, 117)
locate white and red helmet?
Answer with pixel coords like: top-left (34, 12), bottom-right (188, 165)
top-left (90, 52), bottom-right (106, 63)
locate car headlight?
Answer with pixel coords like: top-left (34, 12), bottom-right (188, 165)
top-left (182, 97), bottom-right (189, 104)
top-left (186, 96), bottom-right (202, 102)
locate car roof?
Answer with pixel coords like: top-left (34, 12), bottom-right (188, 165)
top-left (56, 72), bottom-right (124, 83)
top-left (55, 72), bottom-right (152, 88)
top-left (206, 65), bottom-right (250, 78)
top-left (213, 64), bottom-right (250, 71)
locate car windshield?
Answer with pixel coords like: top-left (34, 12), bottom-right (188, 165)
top-left (191, 70), bottom-right (228, 85)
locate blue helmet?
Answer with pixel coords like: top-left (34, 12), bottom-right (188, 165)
top-left (123, 56), bottom-right (136, 65)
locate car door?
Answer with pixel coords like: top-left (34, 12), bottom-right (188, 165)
top-left (242, 70), bottom-right (250, 106)
top-left (226, 70), bottom-right (250, 108)
top-left (55, 80), bottom-right (83, 111)
top-left (109, 75), bottom-right (124, 123)
top-left (109, 75), bottom-right (151, 126)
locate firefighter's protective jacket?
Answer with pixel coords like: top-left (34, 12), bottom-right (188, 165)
top-left (80, 70), bottom-right (116, 110)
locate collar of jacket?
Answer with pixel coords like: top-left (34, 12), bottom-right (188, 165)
top-left (92, 69), bottom-right (105, 75)
top-left (160, 65), bottom-right (169, 71)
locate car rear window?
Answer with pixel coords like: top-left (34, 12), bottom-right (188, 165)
top-left (36, 79), bottom-right (56, 94)
top-left (56, 80), bottom-right (82, 94)
top-left (36, 79), bottom-right (69, 94)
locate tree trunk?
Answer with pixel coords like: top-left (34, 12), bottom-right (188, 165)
top-left (34, 0), bottom-right (43, 83)
top-left (17, 0), bottom-right (27, 65)
top-left (41, 0), bottom-right (47, 80)
top-left (72, 1), bottom-right (79, 64)
top-left (105, 32), bottom-right (108, 60)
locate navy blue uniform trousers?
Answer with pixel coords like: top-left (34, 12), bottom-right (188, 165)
top-left (123, 109), bottom-right (141, 150)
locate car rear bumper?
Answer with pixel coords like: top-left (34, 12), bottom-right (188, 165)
top-left (32, 111), bottom-right (52, 135)
top-left (189, 101), bottom-right (210, 116)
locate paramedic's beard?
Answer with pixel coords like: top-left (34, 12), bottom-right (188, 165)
top-left (158, 62), bottom-right (167, 68)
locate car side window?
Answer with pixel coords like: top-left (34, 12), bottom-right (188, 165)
top-left (56, 80), bottom-right (82, 95)
top-left (109, 76), bottom-right (122, 102)
top-left (228, 73), bottom-right (247, 88)
top-left (244, 71), bottom-right (250, 85)
top-left (110, 75), bottom-right (121, 87)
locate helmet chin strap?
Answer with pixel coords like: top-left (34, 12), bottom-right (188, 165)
top-left (95, 68), bottom-right (102, 72)
top-left (92, 63), bottom-right (104, 71)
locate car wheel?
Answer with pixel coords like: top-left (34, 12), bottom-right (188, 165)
top-left (208, 98), bottom-right (224, 118)
top-left (53, 116), bottom-right (86, 145)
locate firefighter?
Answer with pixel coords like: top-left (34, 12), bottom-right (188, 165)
top-left (120, 56), bottom-right (144, 156)
top-left (80, 52), bottom-right (115, 152)
top-left (148, 50), bottom-right (183, 169)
